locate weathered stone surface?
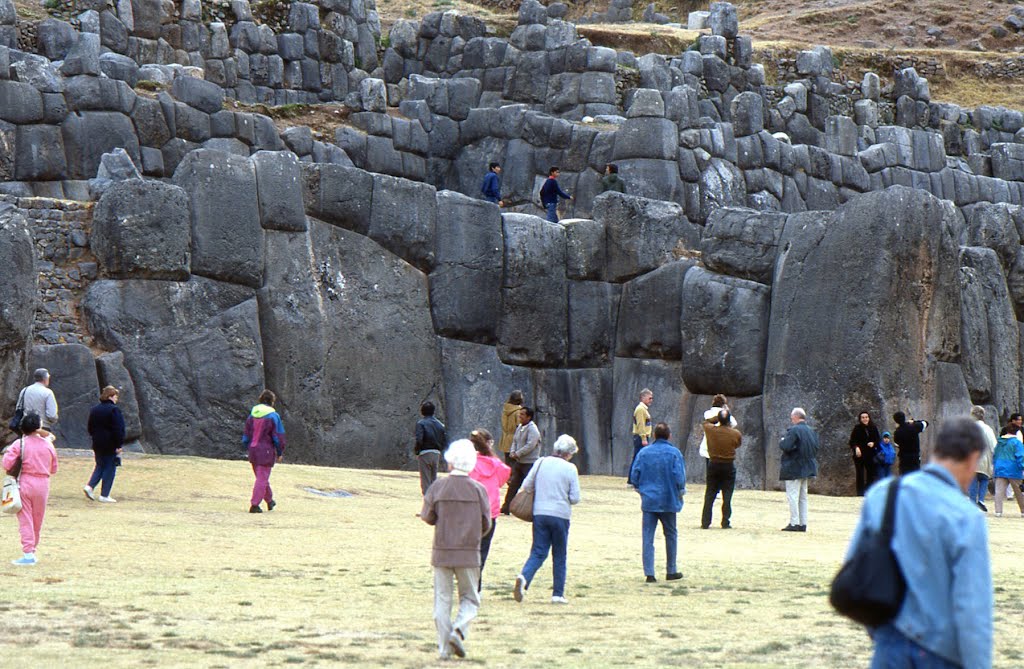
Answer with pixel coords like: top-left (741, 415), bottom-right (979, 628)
top-left (429, 191), bottom-right (502, 343)
top-left (699, 158), bottom-right (747, 223)
top-left (568, 280), bottom-right (619, 367)
top-left (14, 125), bottom-right (66, 180)
top-left (95, 350), bottom-right (142, 442)
top-left (612, 357), bottom-right (683, 476)
top-left (531, 367), bottom-right (614, 474)
top-left (964, 202), bottom-right (1021, 269)
top-left (678, 392), bottom-right (764, 489)
top-left (563, 218), bottom-right (605, 281)
top-left (25, 344), bottom-right (98, 450)
top-left (171, 74), bottom-right (225, 114)
top-left (173, 149), bottom-right (263, 288)
top-left (612, 116), bottom-right (678, 161)
top-left (497, 214), bottom-right (567, 366)
top-left (301, 162), bottom-right (373, 234)
top-left (681, 268), bottom-right (770, 397)
top-left (763, 188), bottom-right (962, 495)
top-left (0, 81), bottom-right (44, 124)
top-left (594, 192), bottom-right (699, 282)
top-left (617, 260), bottom-right (695, 360)
top-left (83, 277), bottom-right (263, 458)
top-left (0, 205), bottom-right (36, 406)
top-left (368, 173), bottom-right (437, 271)
top-left (702, 207), bottom-right (786, 284)
top-left (251, 150), bottom-right (306, 231)
top-left (92, 180), bottom-right (191, 280)
top-left (62, 111), bottom-right (140, 180)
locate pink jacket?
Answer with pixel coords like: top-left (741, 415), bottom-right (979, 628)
top-left (3, 435), bottom-right (58, 478)
top-left (469, 455), bottom-right (511, 519)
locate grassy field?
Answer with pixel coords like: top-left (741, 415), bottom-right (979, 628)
top-left (3, 453), bottom-right (1022, 668)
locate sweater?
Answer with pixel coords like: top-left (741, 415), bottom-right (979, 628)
top-left (469, 455), bottom-right (512, 518)
top-left (3, 434), bottom-right (58, 478)
top-left (848, 423), bottom-right (881, 460)
top-left (242, 404), bottom-right (286, 467)
top-left (87, 399), bottom-right (126, 456)
top-left (521, 456), bottom-right (581, 520)
top-left (993, 436), bottom-right (1024, 480)
top-left (420, 473), bottom-right (492, 568)
top-left (632, 402), bottom-right (652, 438)
top-left (20, 382), bottom-right (58, 428)
top-left (630, 439), bottom-right (685, 513)
top-left (703, 421), bottom-right (742, 461)
top-left (539, 177), bottom-right (571, 205)
top-left (510, 421), bottom-right (541, 463)
top-left (415, 416), bottom-right (447, 455)
top-left (498, 402), bottom-right (521, 454)
top-left (600, 173), bottom-right (626, 193)
top-left (481, 171), bottom-right (501, 202)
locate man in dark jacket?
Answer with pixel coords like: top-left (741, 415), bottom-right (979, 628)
top-left (779, 407), bottom-right (819, 532)
top-left (416, 401), bottom-right (448, 495)
top-left (83, 385), bottom-right (127, 503)
top-left (480, 162), bottom-right (502, 206)
top-left (893, 411), bottom-right (929, 475)
top-left (600, 163), bottom-right (626, 193)
top-left (539, 166), bottom-right (572, 222)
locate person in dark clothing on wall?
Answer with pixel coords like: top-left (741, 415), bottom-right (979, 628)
top-left (893, 411), bottom-right (929, 475)
top-left (600, 164), bottom-right (626, 193)
top-left (480, 162), bottom-right (503, 206)
top-left (539, 166), bottom-right (572, 223)
top-left (848, 411), bottom-right (881, 495)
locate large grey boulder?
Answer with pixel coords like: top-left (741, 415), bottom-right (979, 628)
top-left (699, 158), bottom-right (746, 223)
top-left (173, 149), bottom-right (263, 288)
top-left (594, 192), bottom-right (698, 282)
top-left (368, 173), bottom-right (437, 271)
top-left (763, 188), bottom-right (963, 495)
top-left (83, 277), bottom-right (263, 458)
top-left (14, 125), bottom-right (66, 180)
top-left (701, 207), bottom-right (787, 284)
top-left (0, 81), bottom-right (44, 124)
top-left (60, 33), bottom-right (101, 77)
top-left (26, 344), bottom-right (99, 450)
top-left (568, 281), bottom-right (619, 367)
top-left (563, 218), bottom-right (606, 281)
top-left (611, 357), bottom-right (683, 477)
top-left (171, 75), bottom-right (225, 114)
top-left (251, 151), bottom-right (307, 232)
top-left (36, 19), bottom-right (78, 60)
top-left (680, 268), bottom-right (770, 397)
top-left (964, 202), bottom-right (1021, 270)
top-left (0, 205), bottom-right (36, 408)
top-left (497, 214), bottom-right (568, 366)
top-left (532, 367), bottom-right (614, 474)
top-left (62, 111), bottom-right (140, 180)
top-left (616, 260), bottom-right (695, 360)
top-left (92, 180), bottom-right (191, 280)
top-left (301, 162), bottom-right (374, 234)
top-left (429, 191), bottom-right (503, 343)
top-left (95, 351), bottom-right (142, 442)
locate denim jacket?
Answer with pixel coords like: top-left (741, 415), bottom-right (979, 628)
top-left (845, 464), bottom-right (992, 668)
top-left (630, 439), bottom-right (686, 513)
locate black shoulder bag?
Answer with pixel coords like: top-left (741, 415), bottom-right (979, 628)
top-left (829, 477), bottom-right (906, 626)
top-left (7, 388), bottom-right (25, 434)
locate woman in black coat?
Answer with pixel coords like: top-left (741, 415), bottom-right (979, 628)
top-left (848, 411), bottom-right (881, 496)
top-left (83, 386), bottom-right (126, 503)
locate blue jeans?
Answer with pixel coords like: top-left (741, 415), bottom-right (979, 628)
top-left (642, 511), bottom-right (677, 577)
top-left (627, 435), bottom-right (644, 485)
top-left (876, 463), bottom-right (893, 482)
top-left (870, 624), bottom-right (960, 669)
top-left (544, 202), bottom-right (558, 222)
top-left (88, 452), bottom-right (118, 497)
top-left (521, 515), bottom-right (570, 597)
top-left (968, 473), bottom-right (989, 505)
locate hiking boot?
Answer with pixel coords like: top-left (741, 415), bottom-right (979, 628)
top-left (83, 485), bottom-right (96, 501)
top-left (666, 573), bottom-right (683, 581)
top-left (645, 575), bottom-right (657, 583)
top-left (447, 631), bottom-right (465, 658)
top-left (249, 505), bottom-right (263, 513)
top-left (513, 574), bottom-right (527, 602)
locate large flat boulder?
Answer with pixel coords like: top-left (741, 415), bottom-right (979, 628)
top-left (595, 192), bottom-right (698, 282)
top-left (701, 207), bottom-right (787, 284)
top-left (26, 344), bottom-right (98, 450)
top-left (611, 357), bottom-right (683, 478)
top-left (616, 260), bottom-right (695, 359)
top-left (532, 367), bottom-right (614, 475)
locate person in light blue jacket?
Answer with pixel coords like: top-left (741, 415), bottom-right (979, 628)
top-left (843, 418), bottom-right (991, 669)
top-left (630, 422), bottom-right (685, 583)
top-left (993, 425), bottom-right (1024, 517)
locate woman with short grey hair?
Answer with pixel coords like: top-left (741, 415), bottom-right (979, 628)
top-left (512, 434), bottom-right (581, 605)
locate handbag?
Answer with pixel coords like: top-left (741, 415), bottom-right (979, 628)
top-left (7, 388), bottom-right (25, 434)
top-left (829, 477), bottom-right (906, 626)
top-left (1, 437), bottom-right (24, 515)
top-left (509, 459), bottom-right (543, 522)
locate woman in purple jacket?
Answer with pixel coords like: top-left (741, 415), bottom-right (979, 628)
top-left (242, 389), bottom-right (286, 513)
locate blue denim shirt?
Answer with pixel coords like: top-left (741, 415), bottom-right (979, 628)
top-left (845, 465), bottom-right (992, 668)
top-left (630, 439), bottom-right (686, 513)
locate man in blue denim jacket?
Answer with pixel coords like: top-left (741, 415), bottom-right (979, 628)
top-left (630, 422), bottom-right (685, 584)
top-left (844, 418), bottom-right (992, 669)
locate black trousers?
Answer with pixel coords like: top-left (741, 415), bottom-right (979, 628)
top-left (853, 456), bottom-right (870, 496)
top-left (478, 519), bottom-right (496, 590)
top-left (500, 461), bottom-right (533, 513)
top-left (899, 458), bottom-right (920, 476)
top-left (702, 461), bottom-right (736, 528)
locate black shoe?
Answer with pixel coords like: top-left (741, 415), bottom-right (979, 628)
top-left (267, 500), bottom-right (276, 511)
top-left (500, 509), bottom-right (510, 516)
top-left (249, 505), bottom-right (263, 513)
top-left (781, 524), bottom-right (799, 532)
top-left (721, 523), bottom-right (732, 529)
top-left (797, 525), bottom-right (807, 532)
top-left (700, 525), bottom-right (710, 530)
top-left (666, 572), bottom-right (683, 581)
top-left (645, 575), bottom-right (657, 583)
top-left (977, 502), bottom-right (987, 512)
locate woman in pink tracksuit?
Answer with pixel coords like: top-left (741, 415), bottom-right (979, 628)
top-left (3, 412), bottom-right (58, 566)
top-left (468, 428), bottom-right (511, 591)
top-left (242, 389), bottom-right (286, 514)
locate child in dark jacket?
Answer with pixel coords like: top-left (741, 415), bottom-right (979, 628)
top-left (242, 389), bottom-right (286, 513)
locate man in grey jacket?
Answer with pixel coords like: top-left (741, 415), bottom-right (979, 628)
top-left (779, 407), bottom-right (819, 532)
top-left (500, 406), bottom-right (541, 515)
top-left (18, 369), bottom-right (59, 430)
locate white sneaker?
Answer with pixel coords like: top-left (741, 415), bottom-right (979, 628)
top-left (98, 496), bottom-right (117, 503)
top-left (996, 512), bottom-right (1003, 518)
top-left (551, 596), bottom-right (569, 604)
top-left (83, 485), bottom-right (96, 501)
top-left (513, 574), bottom-right (527, 602)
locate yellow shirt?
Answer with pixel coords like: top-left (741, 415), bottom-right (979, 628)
top-left (633, 402), bottom-right (651, 437)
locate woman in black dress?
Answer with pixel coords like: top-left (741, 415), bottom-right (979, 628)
top-left (849, 411), bottom-right (881, 496)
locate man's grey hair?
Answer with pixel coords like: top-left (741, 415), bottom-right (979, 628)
top-left (970, 405), bottom-right (986, 420)
top-left (791, 407), bottom-right (806, 420)
top-left (552, 434), bottom-right (578, 457)
top-left (639, 388), bottom-right (653, 399)
top-left (33, 368), bottom-right (49, 382)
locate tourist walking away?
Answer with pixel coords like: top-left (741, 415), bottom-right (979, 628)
top-left (701, 410), bottom-right (742, 530)
top-left (480, 162), bottom-right (503, 206)
top-left (539, 166), bottom-right (572, 223)
top-left (83, 386), bottom-right (126, 503)
top-left (698, 394), bottom-right (736, 476)
top-left (500, 406), bottom-right (540, 515)
top-left (630, 423), bottom-right (684, 583)
top-left (627, 389), bottom-right (654, 485)
top-left (415, 401), bottom-right (447, 495)
top-left (4, 412), bottom-right (58, 566)
top-left (968, 406), bottom-right (996, 512)
top-left (849, 411), bottom-right (881, 495)
top-left (779, 407), bottom-right (819, 532)
top-left (875, 431), bottom-right (896, 481)
top-left (242, 389), bottom-right (286, 513)
top-left (513, 435), bottom-right (581, 604)
top-left (892, 412), bottom-right (928, 475)
top-left (600, 163), bottom-right (626, 193)
top-left (16, 368), bottom-right (58, 431)
top-left (993, 425), bottom-right (1024, 517)
top-left (420, 439), bottom-right (491, 660)
top-left (843, 418), bottom-right (991, 669)
top-left (498, 390), bottom-right (524, 464)
top-left (468, 428), bottom-right (511, 590)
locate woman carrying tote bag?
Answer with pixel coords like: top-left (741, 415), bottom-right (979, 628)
top-left (3, 412), bottom-right (58, 566)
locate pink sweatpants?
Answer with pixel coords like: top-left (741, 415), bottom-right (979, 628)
top-left (251, 464), bottom-right (273, 507)
top-left (17, 475), bottom-right (49, 554)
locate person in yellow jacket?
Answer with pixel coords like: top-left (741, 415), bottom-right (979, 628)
top-left (498, 390), bottom-right (524, 464)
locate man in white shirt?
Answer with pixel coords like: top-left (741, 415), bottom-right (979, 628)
top-left (17, 368), bottom-right (59, 430)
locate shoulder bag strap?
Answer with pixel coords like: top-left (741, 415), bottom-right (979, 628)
top-left (880, 477), bottom-right (900, 541)
top-left (15, 388), bottom-right (25, 411)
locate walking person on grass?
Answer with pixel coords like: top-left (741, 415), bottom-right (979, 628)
top-left (83, 385), bottom-right (126, 503)
top-left (243, 389), bottom-right (286, 514)
top-left (630, 422), bottom-right (684, 583)
top-left (468, 428), bottom-right (511, 591)
top-left (4, 412), bottom-right (58, 566)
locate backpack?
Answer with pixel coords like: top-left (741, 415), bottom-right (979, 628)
top-left (829, 478), bottom-right (906, 626)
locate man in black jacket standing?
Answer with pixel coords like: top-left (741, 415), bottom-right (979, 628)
top-left (416, 401), bottom-right (447, 495)
top-left (892, 412), bottom-right (928, 475)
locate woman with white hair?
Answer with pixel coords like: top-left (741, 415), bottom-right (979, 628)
top-left (512, 434), bottom-right (581, 605)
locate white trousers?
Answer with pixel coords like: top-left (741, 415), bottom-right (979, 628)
top-left (433, 566), bottom-right (480, 656)
top-left (994, 478), bottom-right (1024, 515)
top-left (785, 479), bottom-right (809, 526)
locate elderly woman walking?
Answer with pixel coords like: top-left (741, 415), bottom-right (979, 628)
top-left (83, 385), bottom-right (126, 503)
top-left (4, 412), bottom-right (58, 566)
top-left (512, 434), bottom-right (581, 605)
top-left (243, 389), bottom-right (286, 513)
